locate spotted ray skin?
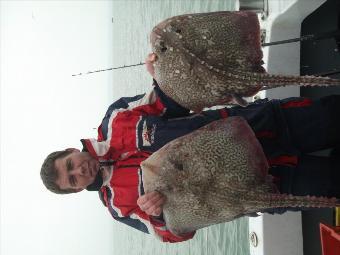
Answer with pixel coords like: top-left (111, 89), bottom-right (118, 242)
top-left (141, 117), bottom-right (340, 236)
top-left (150, 11), bottom-right (340, 111)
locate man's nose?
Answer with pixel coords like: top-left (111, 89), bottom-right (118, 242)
top-left (71, 166), bottom-right (87, 175)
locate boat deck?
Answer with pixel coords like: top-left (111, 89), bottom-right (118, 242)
top-left (300, 0), bottom-right (340, 254)
top-left (247, 0), bottom-right (340, 254)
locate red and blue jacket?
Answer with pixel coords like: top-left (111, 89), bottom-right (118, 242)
top-left (81, 82), bottom-right (206, 242)
top-left (81, 80), bottom-right (305, 242)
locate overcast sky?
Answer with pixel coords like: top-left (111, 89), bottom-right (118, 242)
top-left (0, 2), bottom-right (119, 255)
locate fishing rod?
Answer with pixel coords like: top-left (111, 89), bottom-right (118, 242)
top-left (262, 29), bottom-right (340, 46)
top-left (72, 62), bottom-right (145, 76)
top-left (72, 30), bottom-right (340, 77)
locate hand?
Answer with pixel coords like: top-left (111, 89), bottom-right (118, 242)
top-left (137, 191), bottom-right (165, 216)
top-left (145, 53), bottom-right (158, 78)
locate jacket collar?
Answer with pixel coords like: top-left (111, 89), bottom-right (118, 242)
top-left (81, 140), bottom-right (107, 191)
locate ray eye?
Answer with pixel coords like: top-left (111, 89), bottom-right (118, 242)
top-left (175, 29), bottom-right (181, 33)
top-left (174, 162), bottom-right (184, 171)
top-left (159, 41), bottom-right (167, 52)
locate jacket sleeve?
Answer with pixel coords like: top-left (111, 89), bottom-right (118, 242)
top-left (97, 80), bottom-right (190, 141)
top-left (115, 79), bottom-right (190, 118)
top-left (151, 79), bottom-right (191, 118)
top-left (99, 185), bottom-right (195, 243)
top-left (133, 207), bottom-right (196, 243)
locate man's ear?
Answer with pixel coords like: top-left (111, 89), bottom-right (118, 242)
top-left (65, 148), bottom-right (80, 153)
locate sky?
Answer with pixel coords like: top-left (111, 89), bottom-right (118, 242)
top-left (0, 1), bottom-right (119, 255)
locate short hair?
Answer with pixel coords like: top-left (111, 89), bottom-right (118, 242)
top-left (40, 150), bottom-right (76, 194)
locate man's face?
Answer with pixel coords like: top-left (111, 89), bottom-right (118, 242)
top-left (54, 149), bottom-right (100, 192)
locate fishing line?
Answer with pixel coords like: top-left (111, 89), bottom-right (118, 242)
top-left (72, 30), bottom-right (340, 77)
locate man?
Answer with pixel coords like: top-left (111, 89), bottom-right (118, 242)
top-left (41, 54), bottom-right (340, 242)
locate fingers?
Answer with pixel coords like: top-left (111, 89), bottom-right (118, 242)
top-left (146, 53), bottom-right (158, 63)
top-left (145, 53), bottom-right (157, 78)
top-left (137, 191), bottom-right (165, 216)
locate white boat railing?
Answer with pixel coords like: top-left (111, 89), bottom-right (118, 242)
top-left (243, 1), bottom-right (327, 255)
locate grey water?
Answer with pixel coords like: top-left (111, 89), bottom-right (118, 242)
top-left (109, 1), bottom-right (250, 255)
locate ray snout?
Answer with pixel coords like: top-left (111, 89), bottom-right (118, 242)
top-left (150, 27), bottom-right (164, 46)
top-left (150, 18), bottom-right (172, 45)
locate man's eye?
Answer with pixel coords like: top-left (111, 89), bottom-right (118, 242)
top-left (67, 160), bottom-right (73, 171)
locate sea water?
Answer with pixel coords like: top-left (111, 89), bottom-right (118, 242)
top-left (109, 1), bottom-right (250, 255)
